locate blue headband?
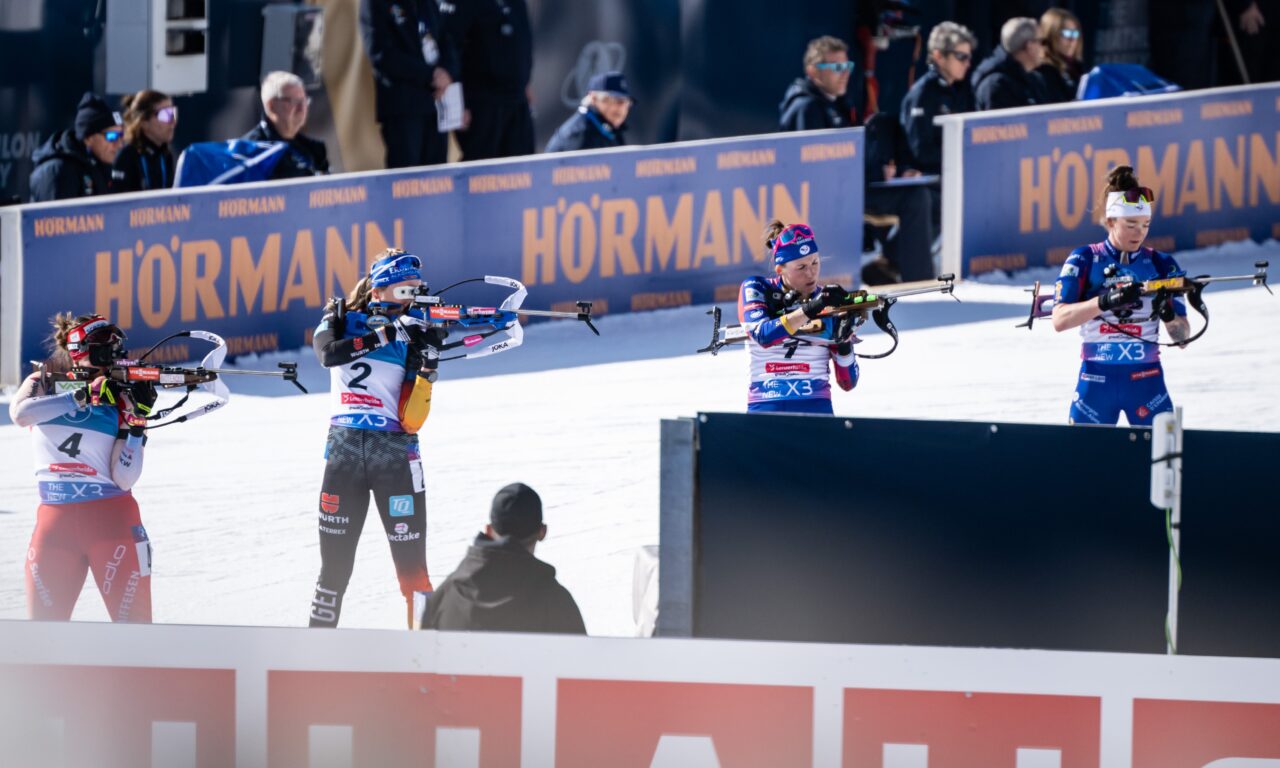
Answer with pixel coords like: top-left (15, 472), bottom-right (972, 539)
top-left (771, 224), bottom-right (819, 265)
top-left (369, 252), bottom-right (422, 287)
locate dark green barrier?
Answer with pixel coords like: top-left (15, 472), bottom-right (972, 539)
top-left (675, 412), bottom-right (1280, 658)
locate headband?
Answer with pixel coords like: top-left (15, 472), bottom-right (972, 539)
top-left (1105, 191), bottom-right (1152, 220)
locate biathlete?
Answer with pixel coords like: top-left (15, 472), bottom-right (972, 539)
top-left (8, 313), bottom-right (158, 622)
top-left (1052, 165), bottom-right (1191, 426)
top-left (309, 248), bottom-right (446, 628)
top-left (738, 220), bottom-right (859, 414)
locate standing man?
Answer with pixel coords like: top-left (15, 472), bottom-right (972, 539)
top-left (242, 71), bottom-right (330, 179)
top-left (29, 93), bottom-right (122, 202)
top-left (544, 71), bottom-right (632, 153)
top-left (972, 17), bottom-right (1047, 111)
top-left (440, 0), bottom-right (535, 161)
top-left (359, 0), bottom-right (459, 168)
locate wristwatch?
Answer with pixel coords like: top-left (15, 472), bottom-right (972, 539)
top-left (72, 385), bottom-right (90, 407)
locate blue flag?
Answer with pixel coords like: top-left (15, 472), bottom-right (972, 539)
top-left (174, 140), bottom-right (288, 187)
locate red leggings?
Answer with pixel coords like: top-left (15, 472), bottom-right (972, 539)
top-left (25, 495), bottom-right (152, 623)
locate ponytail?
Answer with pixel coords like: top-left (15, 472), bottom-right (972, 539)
top-left (44, 311), bottom-right (96, 372)
top-left (763, 219), bottom-right (786, 253)
top-left (345, 276), bottom-right (374, 312)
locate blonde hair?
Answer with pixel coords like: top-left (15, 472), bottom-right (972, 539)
top-left (1040, 7), bottom-right (1082, 73)
top-left (261, 71), bottom-right (305, 106)
top-left (45, 311), bottom-right (98, 372)
top-left (803, 36), bottom-right (848, 69)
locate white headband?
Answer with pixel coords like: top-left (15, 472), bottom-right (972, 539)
top-left (1105, 191), bottom-right (1152, 219)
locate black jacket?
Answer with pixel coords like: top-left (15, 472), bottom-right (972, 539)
top-left (544, 106), bottom-right (626, 153)
top-left (422, 533), bottom-right (586, 634)
top-left (1035, 61), bottom-right (1081, 104)
top-left (359, 0), bottom-right (459, 120)
top-left (111, 138), bottom-right (175, 193)
top-left (439, 0), bottom-right (532, 99)
top-left (972, 46), bottom-right (1047, 111)
top-left (28, 130), bottom-right (113, 202)
top-left (241, 120), bottom-right (329, 179)
top-left (778, 77), bottom-right (854, 131)
top-left (899, 67), bottom-right (975, 174)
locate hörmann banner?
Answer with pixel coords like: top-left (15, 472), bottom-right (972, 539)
top-left (0, 129), bottom-right (862, 385)
top-left (938, 83), bottom-right (1280, 277)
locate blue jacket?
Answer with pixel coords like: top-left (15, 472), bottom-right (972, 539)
top-left (899, 67), bottom-right (975, 174)
top-left (544, 106), bottom-right (626, 153)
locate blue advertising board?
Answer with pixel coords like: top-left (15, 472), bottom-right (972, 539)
top-left (4, 129), bottom-right (862, 380)
top-left (950, 83), bottom-right (1280, 276)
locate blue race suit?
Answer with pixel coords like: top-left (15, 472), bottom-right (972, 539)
top-left (738, 275), bottom-right (859, 414)
top-left (1055, 239), bottom-right (1186, 426)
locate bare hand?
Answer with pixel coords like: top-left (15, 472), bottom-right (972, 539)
top-left (902, 168), bottom-right (922, 178)
top-left (461, 108), bottom-right (471, 130)
top-left (1241, 2), bottom-right (1265, 35)
top-left (432, 68), bottom-right (453, 101)
top-left (882, 161), bottom-right (897, 180)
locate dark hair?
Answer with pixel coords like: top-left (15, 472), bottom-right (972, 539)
top-left (120, 89), bottom-right (171, 148)
top-left (763, 219), bottom-right (787, 252)
top-left (1096, 165), bottom-right (1141, 218)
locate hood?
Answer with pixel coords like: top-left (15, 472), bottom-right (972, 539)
top-left (31, 129), bottom-right (93, 170)
top-left (446, 534), bottom-right (560, 611)
top-left (779, 77), bottom-right (823, 113)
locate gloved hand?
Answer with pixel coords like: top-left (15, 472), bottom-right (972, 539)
top-left (801, 285), bottom-right (848, 319)
top-left (1097, 281), bottom-right (1142, 312)
top-left (393, 314), bottom-right (426, 343)
top-left (1155, 290), bottom-right (1177, 322)
top-left (410, 325), bottom-right (447, 378)
top-left (118, 382), bottom-right (156, 436)
top-left (833, 314), bottom-right (856, 358)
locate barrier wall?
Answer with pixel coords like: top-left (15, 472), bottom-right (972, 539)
top-left (0, 129), bottom-right (863, 385)
top-left (1, 620), bottom-right (1279, 767)
top-left (938, 83), bottom-right (1280, 277)
top-left (660, 413), bottom-right (1280, 658)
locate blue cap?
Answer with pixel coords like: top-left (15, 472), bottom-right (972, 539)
top-left (587, 71), bottom-right (633, 101)
top-left (369, 251), bottom-right (422, 287)
top-left (771, 224), bottom-right (819, 265)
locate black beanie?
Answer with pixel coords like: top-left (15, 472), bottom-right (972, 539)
top-left (489, 483), bottom-right (543, 539)
top-left (74, 92), bottom-right (119, 141)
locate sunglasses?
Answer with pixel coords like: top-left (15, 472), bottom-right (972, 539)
top-left (1119, 186), bottom-right (1155, 205)
top-left (102, 129), bottom-right (123, 142)
top-left (944, 50), bottom-right (971, 62)
top-left (274, 95), bottom-right (312, 110)
top-left (1060, 28), bottom-right (1081, 40)
top-left (814, 61), bottom-right (855, 73)
top-left (154, 105), bottom-right (178, 124)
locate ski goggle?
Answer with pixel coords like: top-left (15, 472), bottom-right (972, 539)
top-left (1105, 188), bottom-right (1155, 218)
top-left (814, 61), bottom-right (855, 73)
top-left (66, 316), bottom-right (127, 366)
top-left (369, 252), bottom-right (422, 287)
top-left (154, 105), bottom-right (178, 124)
top-left (771, 224), bottom-right (820, 265)
top-left (102, 129), bottom-right (123, 143)
top-left (1118, 186), bottom-right (1155, 205)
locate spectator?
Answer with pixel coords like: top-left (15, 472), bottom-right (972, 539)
top-left (111, 90), bottom-right (177, 193)
top-left (972, 17), bottom-right (1047, 110)
top-left (241, 72), bottom-right (329, 179)
top-left (440, 0), bottom-right (535, 161)
top-left (421, 483), bottom-right (586, 634)
top-left (1228, 0), bottom-right (1280, 84)
top-left (900, 21), bottom-right (977, 176)
top-left (359, 0), bottom-right (459, 168)
top-left (544, 71), bottom-right (632, 153)
top-left (779, 36), bottom-right (935, 284)
top-left (1037, 8), bottom-right (1084, 103)
top-left (28, 93), bottom-right (121, 202)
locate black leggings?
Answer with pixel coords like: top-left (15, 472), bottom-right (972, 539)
top-left (309, 426), bottom-right (431, 628)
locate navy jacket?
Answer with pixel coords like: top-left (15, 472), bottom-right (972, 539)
top-left (28, 130), bottom-right (112, 202)
top-left (778, 77), bottom-right (855, 131)
top-left (359, 0), bottom-right (460, 120)
top-left (544, 106), bottom-right (626, 153)
top-left (899, 67), bottom-right (975, 174)
top-left (111, 138), bottom-right (176, 193)
top-left (439, 0), bottom-right (532, 100)
top-left (1035, 61), bottom-right (1081, 104)
top-left (972, 46), bottom-right (1047, 111)
top-left (422, 533), bottom-right (586, 634)
top-left (241, 120), bottom-right (329, 179)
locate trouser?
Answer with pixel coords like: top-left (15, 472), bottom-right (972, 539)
top-left (310, 426), bottom-right (431, 628)
top-left (865, 184), bottom-right (935, 282)
top-left (1069, 361), bottom-right (1173, 426)
top-left (458, 94), bottom-right (535, 160)
top-left (380, 112), bottom-right (448, 169)
top-left (25, 495), bottom-right (152, 623)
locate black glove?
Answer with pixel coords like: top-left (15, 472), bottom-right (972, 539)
top-left (800, 285), bottom-right (848, 319)
top-left (1097, 282), bottom-right (1142, 312)
top-left (833, 314), bottom-right (856, 357)
top-left (408, 325), bottom-right (447, 378)
top-left (1155, 290), bottom-right (1177, 322)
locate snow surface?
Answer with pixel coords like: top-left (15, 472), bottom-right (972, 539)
top-left (1, 239), bottom-right (1276, 636)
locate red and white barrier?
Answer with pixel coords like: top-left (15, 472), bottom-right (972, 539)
top-left (1, 619), bottom-right (1278, 767)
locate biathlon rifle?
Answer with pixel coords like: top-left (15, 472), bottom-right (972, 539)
top-left (1016, 260), bottom-right (1270, 346)
top-left (389, 275), bottom-right (599, 361)
top-left (697, 274), bottom-right (958, 359)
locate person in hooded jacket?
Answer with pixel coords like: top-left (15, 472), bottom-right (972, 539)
top-left (544, 71), bottom-right (632, 153)
top-left (421, 483), bottom-right (585, 634)
top-left (29, 93), bottom-right (122, 203)
top-left (972, 17), bottom-right (1047, 111)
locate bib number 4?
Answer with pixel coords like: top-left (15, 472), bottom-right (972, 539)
top-left (57, 433), bottom-right (84, 458)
